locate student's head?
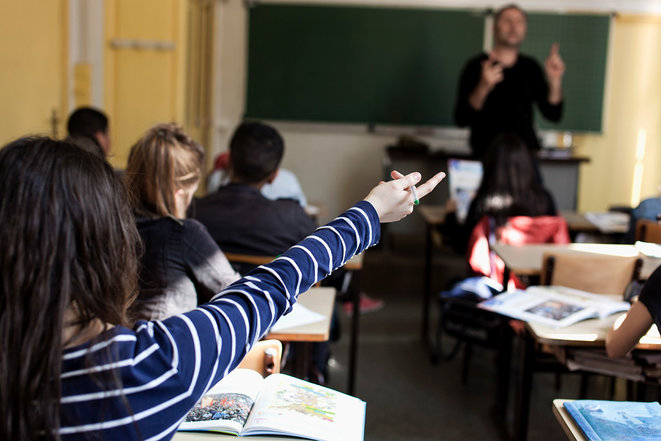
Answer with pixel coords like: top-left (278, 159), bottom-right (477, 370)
top-left (125, 123), bottom-right (204, 219)
top-left (66, 106), bottom-right (111, 156)
top-left (0, 136), bottom-right (138, 439)
top-left (474, 132), bottom-right (550, 223)
top-left (493, 4), bottom-right (527, 49)
top-left (228, 121), bottom-right (284, 186)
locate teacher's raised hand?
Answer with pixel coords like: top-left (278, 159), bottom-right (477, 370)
top-left (364, 170), bottom-right (445, 223)
top-left (545, 42), bottom-right (565, 82)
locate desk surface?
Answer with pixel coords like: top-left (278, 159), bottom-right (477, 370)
top-left (491, 242), bottom-right (661, 279)
top-left (265, 287), bottom-right (335, 342)
top-left (552, 399), bottom-right (587, 441)
top-left (418, 205), bottom-right (620, 234)
top-left (174, 433), bottom-right (300, 440)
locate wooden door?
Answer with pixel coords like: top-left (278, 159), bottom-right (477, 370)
top-left (0, 0), bottom-right (68, 144)
top-left (105, 0), bottom-right (187, 168)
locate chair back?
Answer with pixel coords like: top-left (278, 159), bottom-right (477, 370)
top-left (635, 219), bottom-right (661, 244)
top-left (223, 252), bottom-right (276, 275)
top-left (540, 252), bottom-right (642, 295)
top-left (236, 339), bottom-right (282, 376)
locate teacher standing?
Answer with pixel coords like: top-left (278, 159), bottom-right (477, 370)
top-left (454, 4), bottom-right (565, 159)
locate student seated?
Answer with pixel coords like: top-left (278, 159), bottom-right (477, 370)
top-left (207, 151), bottom-right (308, 207)
top-left (124, 123), bottom-right (240, 320)
top-left (65, 106), bottom-right (111, 159)
top-left (441, 133), bottom-right (566, 286)
top-left (606, 266), bottom-right (661, 358)
top-left (0, 135), bottom-right (445, 440)
top-left (192, 121), bottom-right (316, 257)
top-left (193, 121), bottom-right (383, 380)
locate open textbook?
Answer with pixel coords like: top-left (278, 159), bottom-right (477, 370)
top-left (178, 369), bottom-right (365, 441)
top-left (479, 286), bottom-right (630, 328)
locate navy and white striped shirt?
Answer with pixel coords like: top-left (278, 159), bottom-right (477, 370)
top-left (59, 201), bottom-right (379, 440)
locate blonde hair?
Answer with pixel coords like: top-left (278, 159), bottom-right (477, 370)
top-left (125, 123), bottom-right (204, 217)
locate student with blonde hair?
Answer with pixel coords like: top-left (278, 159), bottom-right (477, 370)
top-left (124, 123), bottom-right (240, 320)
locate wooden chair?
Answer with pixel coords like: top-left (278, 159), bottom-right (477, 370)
top-left (223, 252), bottom-right (274, 275)
top-left (541, 252), bottom-right (642, 295)
top-left (236, 339), bottom-right (282, 376)
top-left (538, 252), bottom-right (642, 397)
top-left (635, 219), bottom-right (661, 244)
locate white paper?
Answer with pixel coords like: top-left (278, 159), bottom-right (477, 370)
top-left (585, 212), bottom-right (629, 234)
top-left (269, 302), bottom-right (325, 332)
top-left (635, 240), bottom-right (661, 258)
top-left (447, 158), bottom-right (483, 223)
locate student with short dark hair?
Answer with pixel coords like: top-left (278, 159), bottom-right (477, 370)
top-left (65, 106), bottom-right (111, 158)
top-left (193, 121), bottom-right (316, 257)
top-left (124, 123), bottom-right (240, 320)
top-left (0, 134), bottom-right (444, 440)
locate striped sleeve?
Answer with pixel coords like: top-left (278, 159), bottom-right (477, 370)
top-left (59, 201), bottom-right (380, 441)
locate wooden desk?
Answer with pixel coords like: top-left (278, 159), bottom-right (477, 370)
top-left (266, 287), bottom-right (335, 342)
top-left (265, 287), bottom-right (335, 383)
top-left (560, 211), bottom-right (629, 237)
top-left (491, 242), bottom-right (661, 280)
top-left (561, 211), bottom-right (598, 234)
top-left (511, 313), bottom-right (661, 441)
top-left (552, 399), bottom-right (587, 441)
top-left (174, 432), bottom-right (300, 440)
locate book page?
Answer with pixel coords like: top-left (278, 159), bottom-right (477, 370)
top-left (243, 373), bottom-right (365, 441)
top-left (178, 369), bottom-right (264, 434)
top-left (479, 287), bottom-right (593, 328)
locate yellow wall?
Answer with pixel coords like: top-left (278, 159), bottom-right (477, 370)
top-left (575, 14), bottom-right (661, 211)
top-left (0, 0), bottom-right (68, 143)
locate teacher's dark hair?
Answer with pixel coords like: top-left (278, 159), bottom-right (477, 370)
top-left (494, 3), bottom-right (527, 23)
top-left (0, 137), bottom-right (139, 440)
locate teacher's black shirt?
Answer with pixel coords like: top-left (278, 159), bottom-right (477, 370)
top-left (454, 53), bottom-right (563, 158)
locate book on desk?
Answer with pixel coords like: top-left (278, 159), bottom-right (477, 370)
top-left (178, 369), bottom-right (365, 441)
top-left (561, 399), bottom-right (661, 440)
top-left (478, 286), bottom-right (629, 328)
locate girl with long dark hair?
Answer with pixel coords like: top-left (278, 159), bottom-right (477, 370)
top-left (0, 136), bottom-right (444, 440)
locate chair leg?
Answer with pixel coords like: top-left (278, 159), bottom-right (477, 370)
top-left (461, 342), bottom-right (473, 385)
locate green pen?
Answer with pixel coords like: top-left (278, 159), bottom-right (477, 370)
top-left (410, 185), bottom-right (419, 205)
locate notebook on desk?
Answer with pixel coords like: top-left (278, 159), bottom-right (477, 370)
top-left (562, 400), bottom-right (661, 440)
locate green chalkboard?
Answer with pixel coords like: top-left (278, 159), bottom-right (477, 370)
top-left (245, 5), bottom-right (610, 132)
top-left (521, 13), bottom-right (610, 132)
top-left (246, 4), bottom-right (485, 126)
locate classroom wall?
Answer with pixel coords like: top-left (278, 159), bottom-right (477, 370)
top-left (213, 0), bottom-right (661, 222)
top-left (574, 14), bottom-right (661, 211)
